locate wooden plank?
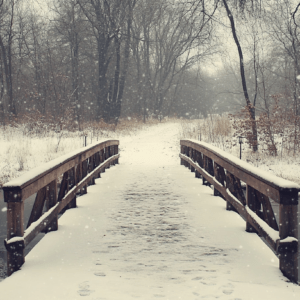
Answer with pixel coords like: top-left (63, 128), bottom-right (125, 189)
top-left (246, 208), bottom-right (277, 252)
top-left (180, 146), bottom-right (184, 165)
top-left (179, 153), bottom-right (286, 254)
top-left (57, 172), bottom-right (68, 202)
top-left (180, 154), bottom-right (246, 218)
top-left (91, 155), bottom-right (96, 184)
top-left (3, 140), bottom-right (119, 202)
top-left (22, 154), bottom-right (120, 248)
top-left (180, 151), bottom-right (298, 283)
top-left (246, 185), bottom-right (259, 233)
top-left (114, 145), bottom-right (119, 164)
top-left (207, 156), bottom-right (214, 176)
top-left (278, 204), bottom-right (298, 282)
top-left (213, 163), bottom-right (226, 198)
top-left (197, 151), bottom-right (204, 168)
top-left (180, 140), bottom-right (299, 204)
top-left (26, 187), bottom-right (47, 229)
top-left (94, 152), bottom-right (101, 178)
top-left (226, 172), bottom-right (246, 206)
top-left (255, 190), bottom-right (279, 231)
top-left (185, 146), bottom-right (189, 168)
top-left (45, 180), bottom-right (58, 232)
top-left (225, 188), bottom-right (247, 219)
top-left (111, 146), bottom-right (115, 166)
top-left (6, 201), bottom-right (25, 276)
top-left (194, 151), bottom-right (201, 178)
top-left (81, 159), bottom-right (88, 194)
top-left (87, 156), bottom-right (95, 186)
top-left (190, 148), bottom-right (195, 172)
top-left (105, 147), bottom-right (110, 169)
top-left (68, 167), bottom-right (77, 209)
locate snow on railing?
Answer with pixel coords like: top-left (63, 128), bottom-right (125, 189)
top-left (180, 139), bottom-right (299, 283)
top-left (3, 140), bottom-right (120, 276)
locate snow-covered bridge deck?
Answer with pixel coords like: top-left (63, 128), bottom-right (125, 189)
top-left (0, 123), bottom-right (300, 300)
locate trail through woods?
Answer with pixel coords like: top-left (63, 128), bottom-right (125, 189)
top-left (0, 123), bottom-right (299, 299)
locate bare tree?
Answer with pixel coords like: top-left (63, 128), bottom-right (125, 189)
top-left (0, 0), bottom-right (18, 117)
top-left (52, 0), bottom-right (87, 128)
top-left (130, 0), bottom-right (216, 120)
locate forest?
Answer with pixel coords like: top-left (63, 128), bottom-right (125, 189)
top-left (0, 0), bottom-right (299, 133)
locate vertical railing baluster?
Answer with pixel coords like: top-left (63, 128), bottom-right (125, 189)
top-left (81, 159), bottom-right (88, 194)
top-left (68, 167), bottom-right (77, 208)
top-left (6, 200), bottom-right (25, 276)
top-left (115, 144), bottom-right (119, 164)
top-left (278, 192), bottom-right (298, 283)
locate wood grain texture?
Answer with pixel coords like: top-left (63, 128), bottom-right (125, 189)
top-left (180, 140), bottom-right (299, 204)
top-left (180, 146), bottom-right (299, 283)
top-left (3, 140), bottom-right (119, 202)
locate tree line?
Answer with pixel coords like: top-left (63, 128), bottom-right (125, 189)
top-left (0, 0), bottom-right (217, 128)
top-left (0, 0), bottom-right (300, 135)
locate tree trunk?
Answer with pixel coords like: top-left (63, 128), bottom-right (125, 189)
top-left (0, 35), bottom-right (15, 117)
top-left (115, 14), bottom-right (132, 125)
top-left (222, 0), bottom-right (258, 151)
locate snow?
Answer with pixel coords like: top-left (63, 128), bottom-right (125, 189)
top-left (226, 188), bottom-right (243, 206)
top-left (188, 139), bottom-right (300, 189)
top-left (245, 206), bottom-right (280, 242)
top-left (280, 237), bottom-right (298, 243)
top-left (3, 139), bottom-right (113, 188)
top-left (5, 236), bottom-right (24, 244)
top-left (24, 203), bottom-right (60, 239)
top-left (0, 123), bottom-right (299, 299)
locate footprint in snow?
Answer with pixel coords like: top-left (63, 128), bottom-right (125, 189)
top-left (94, 259), bottom-right (102, 266)
top-left (192, 276), bottom-right (203, 280)
top-left (221, 283), bottom-right (234, 295)
top-left (94, 272), bottom-right (106, 277)
top-left (77, 281), bottom-right (94, 297)
top-left (222, 289), bottom-right (234, 295)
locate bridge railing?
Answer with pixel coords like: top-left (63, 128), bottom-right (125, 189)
top-left (180, 139), bottom-right (299, 283)
top-left (3, 139), bottom-right (119, 276)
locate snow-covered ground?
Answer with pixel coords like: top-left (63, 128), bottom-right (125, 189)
top-left (0, 123), bottom-right (299, 299)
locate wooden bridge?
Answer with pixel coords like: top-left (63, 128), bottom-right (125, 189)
top-left (3, 140), bottom-right (120, 276)
top-left (180, 140), bottom-right (299, 283)
top-left (0, 125), bottom-right (299, 299)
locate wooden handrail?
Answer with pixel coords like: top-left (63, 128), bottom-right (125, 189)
top-left (3, 139), bottom-right (120, 276)
top-left (180, 139), bottom-right (299, 283)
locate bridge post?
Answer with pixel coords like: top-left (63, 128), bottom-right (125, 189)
top-left (5, 196), bottom-right (25, 276)
top-left (95, 152), bottom-right (101, 178)
top-left (190, 148), bottom-right (195, 173)
top-left (278, 192), bottom-right (298, 283)
top-left (81, 160), bottom-right (88, 194)
top-left (100, 149), bottom-right (104, 174)
top-left (186, 146), bottom-right (189, 168)
top-left (111, 146), bottom-right (115, 166)
top-left (187, 147), bottom-right (191, 170)
top-left (88, 156), bottom-right (95, 185)
top-left (180, 146), bottom-right (184, 165)
top-left (68, 167), bottom-right (77, 208)
top-left (115, 145), bottom-right (119, 164)
top-left (45, 180), bottom-right (58, 232)
top-left (202, 155), bottom-right (213, 186)
top-left (213, 163), bottom-right (225, 199)
top-left (246, 185), bottom-right (259, 233)
top-left (194, 151), bottom-right (200, 178)
top-left (104, 146), bottom-right (109, 170)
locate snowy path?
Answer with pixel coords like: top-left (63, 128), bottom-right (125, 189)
top-left (0, 123), bottom-right (300, 300)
